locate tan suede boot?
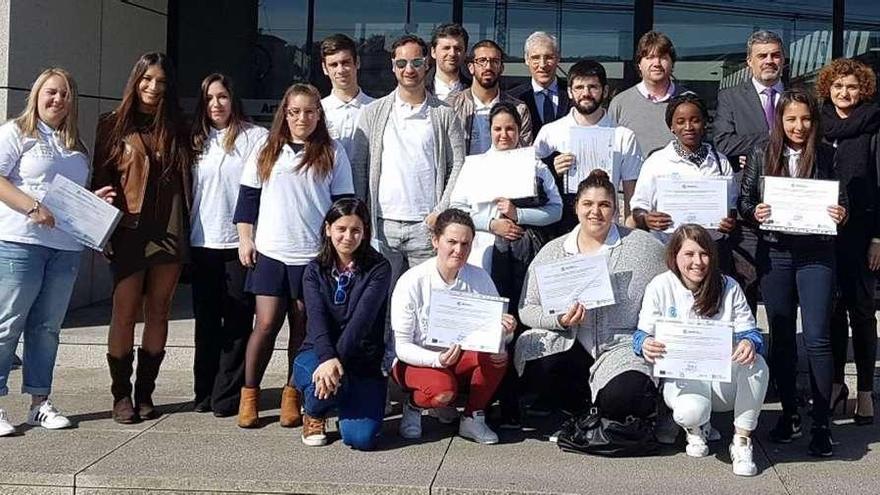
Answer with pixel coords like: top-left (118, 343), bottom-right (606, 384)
top-left (279, 385), bottom-right (302, 427)
top-left (237, 387), bottom-right (260, 428)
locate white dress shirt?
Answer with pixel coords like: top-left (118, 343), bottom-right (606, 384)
top-left (532, 78), bottom-right (560, 122)
top-left (751, 78), bottom-right (784, 112)
top-left (322, 89), bottom-right (374, 160)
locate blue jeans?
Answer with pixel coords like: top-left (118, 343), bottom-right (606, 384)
top-left (0, 241), bottom-right (81, 396)
top-left (292, 350), bottom-right (386, 450)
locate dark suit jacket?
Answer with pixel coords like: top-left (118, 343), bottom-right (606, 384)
top-left (714, 79), bottom-right (778, 170)
top-left (509, 79), bottom-right (570, 136)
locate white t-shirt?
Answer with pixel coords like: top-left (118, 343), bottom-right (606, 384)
top-left (321, 89), bottom-right (374, 160)
top-left (191, 124), bottom-right (268, 249)
top-left (391, 257), bottom-right (499, 368)
top-left (638, 270), bottom-right (756, 335)
top-left (469, 93), bottom-right (499, 156)
top-left (240, 138), bottom-right (354, 265)
top-left (533, 109), bottom-right (642, 192)
top-left (0, 120), bottom-right (90, 251)
top-left (433, 76), bottom-right (465, 101)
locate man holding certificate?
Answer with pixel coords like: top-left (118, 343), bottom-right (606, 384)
top-left (634, 225), bottom-right (767, 477)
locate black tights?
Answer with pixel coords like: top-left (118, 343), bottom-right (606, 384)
top-left (595, 371), bottom-right (658, 422)
top-left (243, 296), bottom-right (305, 388)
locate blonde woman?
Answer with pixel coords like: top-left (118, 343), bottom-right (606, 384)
top-left (0, 68), bottom-right (115, 436)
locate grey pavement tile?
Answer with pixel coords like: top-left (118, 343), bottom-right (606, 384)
top-left (2, 368), bottom-right (193, 401)
top-left (0, 486), bottom-right (73, 495)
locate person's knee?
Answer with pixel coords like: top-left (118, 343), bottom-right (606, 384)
top-left (429, 390), bottom-right (456, 408)
top-left (671, 396), bottom-right (711, 428)
top-left (342, 421), bottom-right (381, 450)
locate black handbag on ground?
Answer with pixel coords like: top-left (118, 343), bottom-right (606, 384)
top-left (556, 407), bottom-right (658, 457)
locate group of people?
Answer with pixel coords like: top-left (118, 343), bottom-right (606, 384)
top-left (0, 22), bottom-right (876, 477)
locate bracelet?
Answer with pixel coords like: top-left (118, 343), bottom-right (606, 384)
top-left (25, 200), bottom-right (40, 217)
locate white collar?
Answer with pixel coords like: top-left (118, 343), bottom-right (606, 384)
top-left (471, 90), bottom-right (500, 110)
top-left (532, 78), bottom-right (559, 95)
top-left (564, 107), bottom-right (613, 128)
top-left (563, 223), bottom-right (621, 255)
top-left (636, 81), bottom-right (675, 102)
top-left (751, 78), bottom-right (784, 96)
top-left (435, 75), bottom-right (463, 91)
top-left (783, 145), bottom-right (801, 157)
top-left (393, 90), bottom-right (428, 114)
top-left (324, 89), bottom-right (368, 109)
top-left (36, 119), bottom-right (57, 136)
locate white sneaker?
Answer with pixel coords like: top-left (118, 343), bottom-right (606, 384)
top-left (429, 406), bottom-right (459, 424)
top-left (27, 400), bottom-right (71, 430)
top-left (0, 409), bottom-right (15, 437)
top-left (459, 411), bottom-right (499, 444)
top-left (655, 413), bottom-right (680, 445)
top-left (685, 426), bottom-right (709, 457)
top-left (703, 423), bottom-right (721, 442)
top-left (730, 435), bottom-right (757, 476)
top-left (399, 400), bottom-right (422, 439)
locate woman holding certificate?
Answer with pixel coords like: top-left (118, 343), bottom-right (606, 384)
top-left (93, 53), bottom-right (192, 424)
top-left (738, 89), bottom-right (847, 457)
top-left (0, 69), bottom-right (115, 436)
top-left (635, 225), bottom-right (768, 477)
top-left (233, 83), bottom-right (354, 428)
top-left (817, 59), bottom-right (880, 425)
top-left (517, 169), bottom-right (665, 425)
top-left (188, 74), bottom-right (267, 416)
top-left (391, 208), bottom-right (516, 444)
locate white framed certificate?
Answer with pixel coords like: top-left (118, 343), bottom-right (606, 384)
top-left (41, 174), bottom-right (122, 251)
top-left (656, 177), bottom-right (728, 231)
top-left (535, 254), bottom-right (615, 317)
top-left (652, 318), bottom-right (733, 383)
top-left (425, 290), bottom-right (509, 354)
top-left (760, 176), bottom-right (839, 235)
top-left (566, 127), bottom-right (615, 194)
top-left (466, 147), bottom-right (537, 203)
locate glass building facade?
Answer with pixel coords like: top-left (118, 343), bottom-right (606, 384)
top-left (172, 0), bottom-right (880, 127)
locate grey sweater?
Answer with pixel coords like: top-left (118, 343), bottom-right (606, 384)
top-left (516, 226), bottom-right (666, 397)
top-left (608, 84), bottom-right (688, 157)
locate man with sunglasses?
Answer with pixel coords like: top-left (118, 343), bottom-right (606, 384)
top-left (447, 39), bottom-right (533, 155)
top-left (350, 33), bottom-right (466, 372)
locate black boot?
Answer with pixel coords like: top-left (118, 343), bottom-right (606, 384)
top-left (134, 348), bottom-right (166, 420)
top-left (107, 351), bottom-right (139, 424)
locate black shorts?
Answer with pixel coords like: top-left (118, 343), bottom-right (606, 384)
top-left (245, 252), bottom-right (306, 299)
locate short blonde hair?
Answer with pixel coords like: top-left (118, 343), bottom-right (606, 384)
top-left (14, 68), bottom-right (83, 152)
top-left (816, 58), bottom-right (877, 101)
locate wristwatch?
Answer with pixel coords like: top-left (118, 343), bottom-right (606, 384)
top-left (25, 200), bottom-right (40, 217)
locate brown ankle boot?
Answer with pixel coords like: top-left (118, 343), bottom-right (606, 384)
top-left (238, 387), bottom-right (260, 428)
top-left (134, 348), bottom-right (165, 420)
top-left (280, 384), bottom-right (302, 427)
top-left (107, 352), bottom-right (139, 424)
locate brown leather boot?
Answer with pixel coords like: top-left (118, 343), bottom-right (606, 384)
top-left (301, 414), bottom-right (327, 446)
top-left (237, 387), bottom-right (260, 428)
top-left (107, 352), bottom-right (140, 424)
top-left (279, 384), bottom-right (303, 427)
top-left (134, 348), bottom-right (166, 420)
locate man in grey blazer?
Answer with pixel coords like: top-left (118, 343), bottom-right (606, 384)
top-left (714, 30), bottom-right (785, 312)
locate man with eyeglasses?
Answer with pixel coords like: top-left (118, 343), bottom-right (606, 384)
top-left (350, 34), bottom-right (466, 372)
top-left (509, 31), bottom-right (570, 136)
top-left (447, 40), bottom-right (532, 155)
top-left (426, 23), bottom-right (471, 101)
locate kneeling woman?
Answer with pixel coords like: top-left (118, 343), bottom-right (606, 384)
top-left (517, 170), bottom-right (665, 422)
top-left (635, 225), bottom-right (768, 477)
top-left (391, 209), bottom-right (516, 444)
top-left (292, 198), bottom-right (390, 449)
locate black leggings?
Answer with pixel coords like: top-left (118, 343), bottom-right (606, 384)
top-left (595, 371), bottom-right (658, 422)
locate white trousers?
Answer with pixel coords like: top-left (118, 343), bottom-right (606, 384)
top-left (663, 355), bottom-right (769, 432)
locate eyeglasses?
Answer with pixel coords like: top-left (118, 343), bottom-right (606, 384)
top-left (333, 271), bottom-right (352, 305)
top-left (393, 57), bottom-right (427, 70)
top-left (528, 54), bottom-right (557, 66)
top-left (472, 57), bottom-right (502, 68)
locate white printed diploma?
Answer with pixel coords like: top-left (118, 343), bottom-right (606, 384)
top-left (41, 174), bottom-right (122, 251)
top-left (425, 290), bottom-right (509, 354)
top-left (535, 254), bottom-right (615, 317)
top-left (656, 177), bottom-right (728, 231)
top-left (566, 127), bottom-right (615, 194)
top-left (652, 318), bottom-right (733, 383)
top-left (466, 147), bottom-right (537, 203)
top-left (760, 176), bottom-right (839, 235)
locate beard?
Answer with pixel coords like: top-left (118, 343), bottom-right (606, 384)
top-left (474, 72), bottom-right (499, 90)
top-left (574, 97), bottom-right (602, 116)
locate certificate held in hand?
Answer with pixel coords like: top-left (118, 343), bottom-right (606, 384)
top-left (535, 254), bottom-right (615, 317)
top-left (566, 127), bottom-right (615, 194)
top-left (41, 174), bottom-right (122, 251)
top-left (656, 177), bottom-right (728, 231)
top-left (426, 290), bottom-right (509, 354)
top-left (760, 176), bottom-right (839, 235)
top-left (652, 318), bottom-right (733, 383)
top-left (466, 147), bottom-right (537, 203)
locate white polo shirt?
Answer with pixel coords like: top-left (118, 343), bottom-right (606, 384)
top-left (533, 109), bottom-right (642, 192)
top-left (321, 89), bottom-right (374, 160)
top-left (0, 120), bottom-right (90, 251)
top-left (378, 92), bottom-right (436, 222)
top-left (191, 124), bottom-right (268, 249)
top-left (433, 76), bottom-right (465, 101)
top-left (638, 270), bottom-right (756, 336)
top-left (240, 137), bottom-right (354, 265)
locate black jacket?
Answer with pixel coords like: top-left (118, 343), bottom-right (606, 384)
top-left (737, 142), bottom-right (847, 243)
top-left (509, 79), bottom-right (570, 136)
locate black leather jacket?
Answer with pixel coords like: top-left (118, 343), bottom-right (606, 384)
top-left (737, 142), bottom-right (847, 243)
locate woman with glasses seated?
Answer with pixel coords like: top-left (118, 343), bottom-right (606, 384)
top-left (291, 198), bottom-right (390, 449)
top-left (233, 83), bottom-right (354, 429)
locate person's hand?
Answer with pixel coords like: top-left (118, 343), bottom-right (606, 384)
top-left (868, 241), bottom-right (880, 271)
top-left (732, 339), bottom-right (756, 366)
top-left (642, 337), bottom-right (666, 364)
top-left (490, 218), bottom-right (524, 241)
top-left (27, 203), bottom-right (55, 228)
top-left (238, 237), bottom-right (257, 268)
top-left (425, 211), bottom-right (439, 229)
top-left (553, 153), bottom-right (576, 175)
top-left (718, 216), bottom-right (736, 234)
top-left (827, 205), bottom-right (846, 224)
top-left (93, 186), bottom-right (117, 205)
top-left (438, 344), bottom-right (462, 367)
top-left (754, 203), bottom-right (771, 223)
top-left (558, 302), bottom-right (585, 328)
top-left (739, 156), bottom-right (747, 168)
top-left (312, 358), bottom-right (344, 399)
top-left (489, 349), bottom-right (508, 365)
top-left (501, 313), bottom-right (517, 336)
top-left (495, 198), bottom-right (518, 223)
top-left (644, 211), bottom-right (673, 231)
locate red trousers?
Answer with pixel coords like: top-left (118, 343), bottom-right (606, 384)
top-left (392, 350), bottom-right (507, 414)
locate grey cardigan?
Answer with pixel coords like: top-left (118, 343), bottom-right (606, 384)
top-left (350, 91), bottom-right (466, 228)
top-left (516, 226), bottom-right (666, 397)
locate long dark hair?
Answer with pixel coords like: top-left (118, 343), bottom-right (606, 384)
top-left (107, 52), bottom-right (188, 171)
top-left (317, 198), bottom-right (381, 271)
top-left (666, 224), bottom-right (723, 318)
top-left (191, 73), bottom-right (250, 156)
top-left (764, 89), bottom-right (820, 178)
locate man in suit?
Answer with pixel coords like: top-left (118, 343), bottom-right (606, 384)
top-left (714, 30), bottom-right (785, 313)
top-left (509, 31), bottom-right (569, 136)
top-left (425, 23), bottom-right (471, 100)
